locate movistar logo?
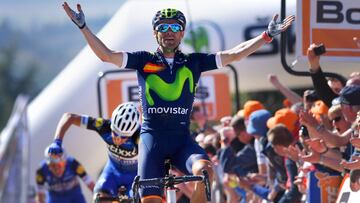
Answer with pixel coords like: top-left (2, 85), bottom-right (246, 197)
top-left (145, 66), bottom-right (194, 106)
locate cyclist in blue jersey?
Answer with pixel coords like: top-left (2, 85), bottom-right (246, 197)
top-left (47, 102), bottom-right (141, 202)
top-left (35, 144), bottom-right (95, 203)
top-left (62, 2), bottom-right (294, 202)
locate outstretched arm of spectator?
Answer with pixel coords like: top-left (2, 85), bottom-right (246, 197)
top-left (300, 148), bottom-right (344, 172)
top-left (299, 110), bottom-right (350, 147)
top-left (268, 74), bottom-right (302, 104)
top-left (307, 44), bottom-right (344, 107)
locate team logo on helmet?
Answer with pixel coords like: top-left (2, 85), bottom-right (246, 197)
top-left (152, 8), bottom-right (186, 30)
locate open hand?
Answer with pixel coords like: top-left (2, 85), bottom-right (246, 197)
top-left (266, 14), bottom-right (295, 37)
top-left (299, 109), bottom-right (319, 129)
top-left (62, 2), bottom-right (86, 29)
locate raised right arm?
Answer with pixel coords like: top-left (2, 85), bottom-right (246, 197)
top-left (268, 74), bottom-right (302, 104)
top-left (54, 113), bottom-right (82, 140)
top-left (62, 2), bottom-right (124, 67)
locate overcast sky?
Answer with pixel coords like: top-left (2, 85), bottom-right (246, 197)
top-left (0, 0), bottom-right (125, 30)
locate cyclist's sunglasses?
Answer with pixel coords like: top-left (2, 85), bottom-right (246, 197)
top-left (46, 154), bottom-right (65, 164)
top-left (155, 23), bottom-right (183, 33)
top-left (48, 160), bottom-right (66, 168)
top-left (113, 132), bottom-right (129, 139)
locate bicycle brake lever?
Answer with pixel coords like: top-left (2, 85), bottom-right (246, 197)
top-left (202, 170), bottom-right (212, 201)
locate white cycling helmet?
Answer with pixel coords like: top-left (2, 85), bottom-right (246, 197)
top-left (110, 102), bottom-right (140, 137)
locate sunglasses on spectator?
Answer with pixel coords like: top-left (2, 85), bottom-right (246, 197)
top-left (113, 132), bottom-right (129, 139)
top-left (155, 23), bottom-right (183, 33)
top-left (331, 116), bottom-right (342, 123)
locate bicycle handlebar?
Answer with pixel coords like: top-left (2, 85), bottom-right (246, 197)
top-left (95, 195), bottom-right (134, 203)
top-left (135, 175), bottom-right (203, 187)
top-left (132, 170), bottom-right (211, 202)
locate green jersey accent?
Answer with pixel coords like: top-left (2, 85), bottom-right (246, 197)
top-left (145, 66), bottom-right (194, 106)
top-left (124, 50), bottom-right (218, 131)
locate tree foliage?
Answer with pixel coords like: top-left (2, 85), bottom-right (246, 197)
top-left (0, 43), bottom-right (39, 129)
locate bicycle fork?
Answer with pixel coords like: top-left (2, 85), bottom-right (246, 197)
top-left (166, 187), bottom-right (177, 203)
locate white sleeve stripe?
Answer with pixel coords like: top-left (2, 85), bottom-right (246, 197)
top-left (36, 185), bottom-right (46, 193)
top-left (80, 116), bottom-right (89, 128)
top-left (119, 52), bottom-right (128, 69)
top-left (82, 175), bottom-right (93, 185)
top-left (215, 52), bottom-right (224, 68)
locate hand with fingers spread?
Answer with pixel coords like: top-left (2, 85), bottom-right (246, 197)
top-left (299, 109), bottom-right (319, 129)
top-left (62, 2), bottom-right (86, 29)
top-left (266, 14), bottom-right (295, 38)
top-left (341, 156), bottom-right (360, 170)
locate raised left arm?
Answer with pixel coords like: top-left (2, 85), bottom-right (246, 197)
top-left (219, 14), bottom-right (294, 67)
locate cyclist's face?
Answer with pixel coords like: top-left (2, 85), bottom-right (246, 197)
top-left (154, 19), bottom-right (184, 51)
top-left (112, 132), bottom-right (128, 146)
top-left (48, 158), bottom-right (66, 177)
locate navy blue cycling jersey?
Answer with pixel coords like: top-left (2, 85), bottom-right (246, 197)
top-left (124, 50), bottom-right (219, 131)
top-left (36, 156), bottom-right (88, 198)
top-left (81, 116), bottom-right (139, 172)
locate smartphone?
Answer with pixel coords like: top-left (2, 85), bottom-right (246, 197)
top-left (314, 44), bottom-right (326, 56)
top-left (299, 125), bottom-right (309, 139)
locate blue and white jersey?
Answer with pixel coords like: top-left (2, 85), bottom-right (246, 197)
top-left (80, 116), bottom-right (139, 172)
top-left (35, 156), bottom-right (88, 195)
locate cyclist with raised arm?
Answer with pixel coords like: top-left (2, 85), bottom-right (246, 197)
top-left (47, 102), bottom-right (141, 202)
top-left (35, 144), bottom-right (95, 203)
top-left (62, 2), bottom-right (294, 202)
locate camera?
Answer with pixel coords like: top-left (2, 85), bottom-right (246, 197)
top-left (313, 43), bottom-right (326, 56)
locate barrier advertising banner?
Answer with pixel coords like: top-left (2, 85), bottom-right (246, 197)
top-left (296, 0), bottom-right (360, 62)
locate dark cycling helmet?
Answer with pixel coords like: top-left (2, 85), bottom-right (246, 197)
top-left (111, 102), bottom-right (140, 137)
top-left (152, 8), bottom-right (186, 30)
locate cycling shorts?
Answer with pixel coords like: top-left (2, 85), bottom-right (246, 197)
top-left (138, 129), bottom-right (209, 197)
top-left (94, 161), bottom-right (137, 197)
